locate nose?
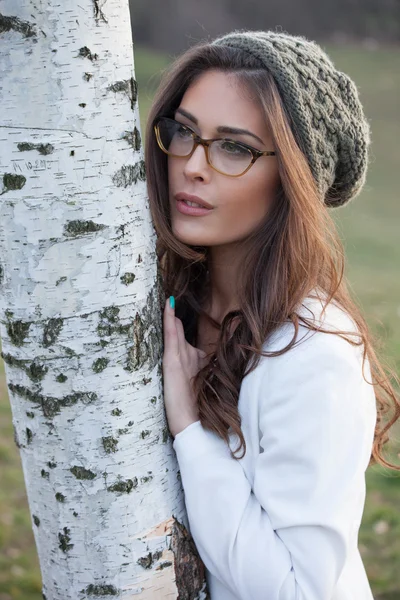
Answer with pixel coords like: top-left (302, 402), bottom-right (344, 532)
top-left (183, 142), bottom-right (211, 179)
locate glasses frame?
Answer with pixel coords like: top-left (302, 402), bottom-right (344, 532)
top-left (153, 116), bottom-right (276, 177)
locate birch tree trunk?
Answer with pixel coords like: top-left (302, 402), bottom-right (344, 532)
top-left (0, 1), bottom-right (208, 598)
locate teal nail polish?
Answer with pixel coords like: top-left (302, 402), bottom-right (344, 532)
top-left (169, 296), bottom-right (175, 309)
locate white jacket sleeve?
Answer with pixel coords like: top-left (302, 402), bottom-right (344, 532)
top-left (172, 328), bottom-right (376, 599)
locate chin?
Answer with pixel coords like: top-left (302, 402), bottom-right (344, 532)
top-left (171, 225), bottom-right (209, 247)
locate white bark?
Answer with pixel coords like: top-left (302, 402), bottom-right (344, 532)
top-left (0, 1), bottom-right (208, 598)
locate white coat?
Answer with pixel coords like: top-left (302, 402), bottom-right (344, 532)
top-left (173, 291), bottom-right (377, 599)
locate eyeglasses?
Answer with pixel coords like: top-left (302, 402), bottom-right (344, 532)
top-left (153, 116), bottom-right (276, 177)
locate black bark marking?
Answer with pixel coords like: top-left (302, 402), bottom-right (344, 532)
top-left (97, 305), bottom-right (131, 338)
top-left (107, 80), bottom-right (130, 93)
top-left (137, 549), bottom-right (163, 569)
top-left (17, 142), bottom-right (54, 155)
top-left (0, 263), bottom-right (4, 285)
top-left (55, 276), bottom-right (67, 286)
top-left (140, 474), bottom-right (153, 484)
top-left (107, 77), bottom-right (137, 110)
top-left (0, 14), bottom-right (37, 38)
top-left (42, 317), bottom-right (63, 347)
top-left (58, 527), bottom-right (73, 553)
top-left (55, 492), bottom-right (66, 502)
top-left (158, 561), bottom-right (173, 569)
top-left (102, 436), bottom-right (118, 454)
top-left (92, 357), bottom-right (109, 373)
top-left (83, 72), bottom-right (93, 82)
top-left (121, 127), bottom-right (141, 151)
top-left (70, 465), bottom-right (96, 480)
top-left (130, 78), bottom-right (138, 108)
top-left (62, 346), bottom-right (78, 357)
top-left (1, 352), bottom-right (48, 382)
top-left (93, 0), bottom-right (108, 24)
top-left (47, 461), bottom-right (57, 469)
top-left (83, 584), bottom-right (120, 596)
top-left (41, 469), bottom-right (49, 479)
top-left (78, 46), bottom-right (98, 61)
top-left (114, 224), bottom-right (127, 241)
top-left (111, 160), bottom-right (146, 188)
top-left (120, 272), bottom-right (135, 285)
top-left (27, 361), bottom-right (48, 381)
top-left (8, 383), bottom-right (98, 419)
top-left (111, 408), bottom-right (122, 416)
top-left (13, 425), bottom-right (22, 449)
top-left (106, 477), bottom-right (137, 494)
top-left (64, 219), bottom-right (106, 237)
top-left (5, 315), bottom-right (31, 346)
top-left (33, 515), bottom-right (40, 527)
top-left (162, 426), bottom-right (170, 443)
top-left (2, 173), bottom-right (26, 192)
top-left (55, 373), bottom-right (67, 383)
top-left (26, 428), bottom-right (33, 444)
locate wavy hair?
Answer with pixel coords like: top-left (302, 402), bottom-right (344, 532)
top-left (144, 41), bottom-right (400, 470)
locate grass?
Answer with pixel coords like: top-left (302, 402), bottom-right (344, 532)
top-left (0, 361), bottom-right (42, 600)
top-left (0, 42), bottom-right (400, 599)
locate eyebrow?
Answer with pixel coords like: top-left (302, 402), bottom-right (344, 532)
top-left (174, 107), bottom-right (265, 145)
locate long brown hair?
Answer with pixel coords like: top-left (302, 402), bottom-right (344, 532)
top-left (144, 41), bottom-right (400, 470)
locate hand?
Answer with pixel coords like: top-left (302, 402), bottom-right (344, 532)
top-left (162, 296), bottom-right (208, 439)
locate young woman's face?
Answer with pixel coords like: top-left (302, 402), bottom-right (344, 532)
top-left (168, 69), bottom-right (280, 247)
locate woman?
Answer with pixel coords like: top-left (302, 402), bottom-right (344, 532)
top-left (144, 29), bottom-right (400, 599)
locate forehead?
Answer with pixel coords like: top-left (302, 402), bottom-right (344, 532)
top-left (177, 70), bottom-right (267, 135)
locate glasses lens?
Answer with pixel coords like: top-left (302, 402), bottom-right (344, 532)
top-left (210, 139), bottom-right (253, 176)
top-left (156, 118), bottom-right (194, 157)
top-left (155, 118), bottom-right (253, 176)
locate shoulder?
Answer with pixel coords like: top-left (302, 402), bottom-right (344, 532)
top-left (264, 288), bottom-right (361, 355)
top-left (239, 289), bottom-right (376, 477)
top-left (252, 288), bottom-right (366, 389)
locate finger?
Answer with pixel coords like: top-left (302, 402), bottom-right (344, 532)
top-left (174, 316), bottom-right (186, 349)
top-left (163, 296), bottom-right (179, 358)
top-left (175, 317), bottom-right (207, 358)
top-left (175, 317), bottom-right (204, 359)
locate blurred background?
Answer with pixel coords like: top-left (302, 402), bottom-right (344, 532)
top-left (1, 1), bottom-right (399, 598)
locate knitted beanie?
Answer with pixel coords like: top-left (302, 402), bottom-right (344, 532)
top-left (211, 29), bottom-right (371, 207)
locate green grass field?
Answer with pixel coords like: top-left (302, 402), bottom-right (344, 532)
top-left (0, 43), bottom-right (399, 599)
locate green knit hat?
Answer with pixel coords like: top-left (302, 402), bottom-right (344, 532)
top-left (211, 29), bottom-right (371, 207)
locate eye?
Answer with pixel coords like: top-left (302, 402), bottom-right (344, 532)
top-left (176, 123), bottom-right (193, 139)
top-left (220, 140), bottom-right (249, 155)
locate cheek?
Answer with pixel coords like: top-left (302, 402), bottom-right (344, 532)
top-left (167, 157), bottom-right (179, 184)
top-left (226, 168), bottom-right (280, 223)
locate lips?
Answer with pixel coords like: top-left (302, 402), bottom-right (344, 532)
top-left (175, 192), bottom-right (214, 210)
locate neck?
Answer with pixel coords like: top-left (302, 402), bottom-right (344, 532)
top-left (205, 243), bottom-right (244, 321)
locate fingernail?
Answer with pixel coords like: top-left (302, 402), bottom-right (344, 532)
top-left (169, 296), bottom-right (175, 309)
